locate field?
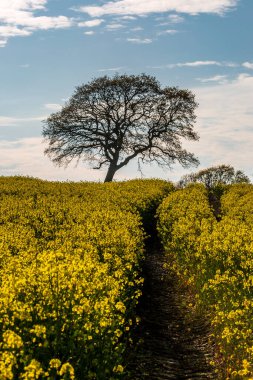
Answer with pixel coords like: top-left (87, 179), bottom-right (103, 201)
top-left (0, 177), bottom-right (173, 379)
top-left (157, 184), bottom-right (253, 379)
top-left (0, 177), bottom-right (252, 379)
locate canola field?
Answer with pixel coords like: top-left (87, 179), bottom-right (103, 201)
top-left (157, 183), bottom-right (253, 379)
top-left (1, 177), bottom-right (253, 379)
top-left (0, 177), bottom-right (173, 379)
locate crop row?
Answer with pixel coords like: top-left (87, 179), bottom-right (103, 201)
top-left (0, 177), bottom-right (173, 379)
top-left (157, 184), bottom-right (253, 379)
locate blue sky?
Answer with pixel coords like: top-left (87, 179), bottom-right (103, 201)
top-left (0, 0), bottom-right (253, 182)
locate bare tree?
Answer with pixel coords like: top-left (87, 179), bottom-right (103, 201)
top-left (43, 74), bottom-right (199, 182)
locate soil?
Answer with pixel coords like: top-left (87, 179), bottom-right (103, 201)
top-left (127, 240), bottom-right (216, 380)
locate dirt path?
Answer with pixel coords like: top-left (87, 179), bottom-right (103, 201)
top-left (127, 242), bottom-right (216, 379)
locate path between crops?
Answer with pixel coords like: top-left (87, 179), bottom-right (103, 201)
top-left (127, 241), bottom-right (216, 380)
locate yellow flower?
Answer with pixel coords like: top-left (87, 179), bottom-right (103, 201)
top-left (59, 363), bottom-right (75, 380)
top-left (49, 359), bottom-right (61, 369)
top-left (21, 359), bottom-right (44, 379)
top-left (113, 364), bottom-right (124, 373)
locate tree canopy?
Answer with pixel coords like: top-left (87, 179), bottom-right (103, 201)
top-left (178, 164), bottom-right (250, 189)
top-left (43, 73), bottom-right (199, 182)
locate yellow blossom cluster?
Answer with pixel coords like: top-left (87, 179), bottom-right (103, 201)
top-left (0, 176), bottom-right (173, 379)
top-left (157, 183), bottom-right (253, 379)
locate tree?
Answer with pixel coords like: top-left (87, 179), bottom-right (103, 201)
top-left (43, 74), bottom-right (199, 182)
top-left (178, 164), bottom-right (250, 189)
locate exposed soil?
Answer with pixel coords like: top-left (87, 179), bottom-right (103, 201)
top-left (127, 241), bottom-right (216, 380)
top-left (208, 192), bottom-right (222, 221)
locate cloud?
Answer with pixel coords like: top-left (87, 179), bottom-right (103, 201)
top-left (0, 117), bottom-right (19, 127)
top-left (108, 23), bottom-right (125, 30)
top-left (223, 62), bottom-right (239, 68)
top-left (0, 115), bottom-right (46, 127)
top-left (13, 16), bottom-right (72, 30)
top-left (0, 25), bottom-right (32, 37)
top-left (84, 31), bottom-right (95, 35)
top-left (106, 23), bottom-right (124, 30)
top-left (242, 62), bottom-right (253, 70)
top-left (127, 37), bottom-right (152, 44)
top-left (186, 73), bottom-right (253, 177)
top-left (44, 104), bottom-right (62, 111)
top-left (118, 15), bottom-right (136, 20)
top-left (148, 60), bottom-right (238, 69)
top-left (0, 137), bottom-right (187, 182)
top-left (130, 26), bottom-right (143, 31)
top-left (0, 39), bottom-right (7, 47)
top-left (78, 19), bottom-right (104, 27)
top-left (97, 67), bottom-right (125, 72)
top-left (167, 14), bottom-right (184, 23)
top-left (177, 60), bottom-right (222, 67)
top-left (158, 14), bottom-right (184, 25)
top-left (197, 75), bottom-right (228, 83)
top-left (0, 137), bottom-right (106, 181)
top-left (157, 29), bottom-right (178, 35)
top-left (78, 0), bottom-right (238, 17)
top-left (0, 0), bottom-right (72, 46)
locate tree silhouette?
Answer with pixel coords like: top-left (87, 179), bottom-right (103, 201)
top-left (43, 74), bottom-right (199, 182)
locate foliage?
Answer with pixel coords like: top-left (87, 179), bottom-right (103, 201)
top-left (43, 73), bottom-right (199, 182)
top-left (178, 165), bottom-right (250, 189)
top-left (0, 177), bottom-right (173, 379)
top-left (157, 184), bottom-right (253, 378)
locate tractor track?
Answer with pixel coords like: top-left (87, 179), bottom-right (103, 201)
top-left (127, 241), bottom-right (216, 380)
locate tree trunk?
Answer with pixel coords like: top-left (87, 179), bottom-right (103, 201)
top-left (104, 162), bottom-right (118, 182)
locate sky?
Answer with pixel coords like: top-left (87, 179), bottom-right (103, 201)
top-left (0, 0), bottom-right (253, 182)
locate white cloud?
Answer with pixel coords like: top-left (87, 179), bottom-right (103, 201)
top-left (0, 115), bottom-right (46, 127)
top-left (0, 137), bottom-right (186, 182)
top-left (0, 39), bottom-right (7, 47)
top-left (44, 104), bottom-right (62, 111)
top-left (225, 62), bottom-right (239, 68)
top-left (84, 31), bottom-right (95, 35)
top-left (149, 60), bottom-right (236, 69)
top-left (130, 26), bottom-right (143, 31)
top-left (197, 75), bottom-right (228, 83)
top-left (98, 66), bottom-right (125, 72)
top-left (18, 16), bottom-right (72, 30)
top-left (0, 137), bottom-right (106, 181)
top-left (78, 19), bottom-right (104, 27)
top-left (242, 62), bottom-right (253, 70)
top-left (118, 15), bottom-right (136, 20)
top-left (0, 25), bottom-right (32, 37)
top-left (106, 23), bottom-right (124, 30)
top-left (0, 0), bottom-right (72, 46)
top-left (168, 14), bottom-right (184, 23)
top-left (78, 0), bottom-right (238, 17)
top-left (158, 14), bottom-right (184, 25)
top-left (177, 60), bottom-right (221, 67)
top-left (127, 37), bottom-right (152, 44)
top-left (156, 73), bottom-right (253, 182)
top-left (0, 117), bottom-right (19, 127)
top-left (187, 73), bottom-right (253, 177)
top-left (158, 29), bottom-right (178, 35)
